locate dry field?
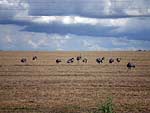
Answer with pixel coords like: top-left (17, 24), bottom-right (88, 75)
top-left (0, 51), bottom-right (150, 113)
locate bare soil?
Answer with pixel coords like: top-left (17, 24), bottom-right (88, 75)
top-left (0, 51), bottom-right (150, 113)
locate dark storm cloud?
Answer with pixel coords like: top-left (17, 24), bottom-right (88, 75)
top-left (21, 21), bottom-right (150, 41)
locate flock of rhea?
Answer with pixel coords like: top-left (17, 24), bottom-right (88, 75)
top-left (20, 55), bottom-right (136, 69)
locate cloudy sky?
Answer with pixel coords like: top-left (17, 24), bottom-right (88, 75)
top-left (0, 0), bottom-right (150, 51)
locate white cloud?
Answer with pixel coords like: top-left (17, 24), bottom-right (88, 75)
top-left (112, 17), bottom-right (150, 34)
top-left (0, 0), bottom-right (149, 37)
top-left (82, 40), bottom-right (108, 51)
top-left (1, 0), bottom-right (150, 20)
top-left (0, 0), bottom-right (29, 18)
top-left (31, 16), bottom-right (128, 27)
top-left (123, 0), bottom-right (150, 16)
top-left (24, 36), bottom-right (48, 49)
top-left (0, 1), bottom-right (150, 51)
top-left (103, 0), bottom-right (112, 15)
top-left (111, 37), bottom-right (150, 50)
top-left (0, 24), bottom-right (150, 51)
top-left (82, 36), bottom-right (150, 51)
top-left (49, 34), bottom-right (72, 50)
top-left (5, 35), bottom-right (13, 44)
top-left (30, 0), bottom-right (150, 17)
top-left (0, 25), bottom-right (73, 50)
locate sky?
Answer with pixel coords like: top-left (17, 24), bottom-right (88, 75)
top-left (0, 0), bottom-right (150, 51)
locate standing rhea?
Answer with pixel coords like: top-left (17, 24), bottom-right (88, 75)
top-left (21, 58), bottom-right (27, 63)
top-left (56, 59), bottom-right (62, 64)
top-left (82, 58), bottom-right (88, 63)
top-left (32, 56), bottom-right (37, 60)
top-left (76, 56), bottom-right (82, 63)
top-left (116, 58), bottom-right (121, 63)
top-left (127, 62), bottom-right (135, 69)
top-left (96, 58), bottom-right (103, 64)
top-left (67, 58), bottom-right (74, 63)
top-left (109, 58), bottom-right (114, 63)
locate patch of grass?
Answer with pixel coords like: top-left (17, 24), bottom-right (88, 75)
top-left (93, 97), bottom-right (116, 113)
